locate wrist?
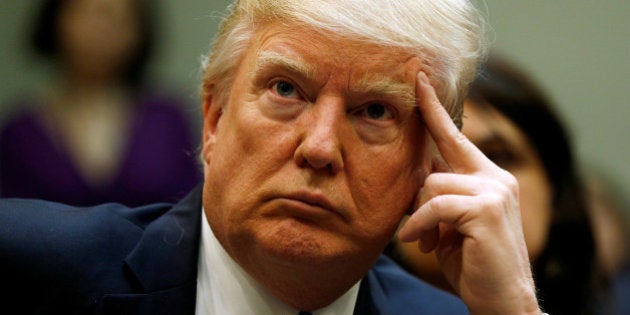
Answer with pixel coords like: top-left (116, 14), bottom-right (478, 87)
top-left (468, 279), bottom-right (541, 315)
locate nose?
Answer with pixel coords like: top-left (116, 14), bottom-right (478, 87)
top-left (294, 98), bottom-right (345, 174)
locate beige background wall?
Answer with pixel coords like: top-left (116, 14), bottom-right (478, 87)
top-left (1, 1), bottom-right (628, 208)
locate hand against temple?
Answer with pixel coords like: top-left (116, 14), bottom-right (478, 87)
top-left (398, 72), bottom-right (542, 315)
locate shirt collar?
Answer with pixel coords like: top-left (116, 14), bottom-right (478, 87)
top-left (196, 208), bottom-right (360, 315)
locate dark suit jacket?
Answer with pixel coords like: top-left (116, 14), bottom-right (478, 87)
top-left (0, 184), bottom-right (468, 314)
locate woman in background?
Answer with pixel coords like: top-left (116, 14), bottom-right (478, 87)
top-left (0, 0), bottom-right (201, 206)
top-left (387, 55), bottom-right (605, 314)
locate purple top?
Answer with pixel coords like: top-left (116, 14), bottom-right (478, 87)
top-left (0, 93), bottom-right (202, 207)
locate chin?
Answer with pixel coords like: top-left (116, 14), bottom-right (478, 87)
top-left (254, 218), bottom-right (355, 265)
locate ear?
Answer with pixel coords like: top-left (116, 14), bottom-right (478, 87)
top-left (201, 87), bottom-right (223, 166)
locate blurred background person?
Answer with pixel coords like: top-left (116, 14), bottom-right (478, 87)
top-left (584, 168), bottom-right (630, 315)
top-left (386, 55), bottom-right (606, 315)
top-left (0, 0), bottom-right (201, 206)
top-left (586, 169), bottom-right (630, 280)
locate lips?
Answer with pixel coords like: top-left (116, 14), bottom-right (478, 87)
top-left (273, 190), bottom-right (347, 221)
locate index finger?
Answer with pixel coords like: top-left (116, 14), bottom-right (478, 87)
top-left (416, 71), bottom-right (489, 173)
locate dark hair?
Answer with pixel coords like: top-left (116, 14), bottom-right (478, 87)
top-left (468, 55), bottom-right (603, 315)
top-left (30, 0), bottom-right (157, 86)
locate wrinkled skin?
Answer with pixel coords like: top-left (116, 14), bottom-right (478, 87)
top-left (201, 22), bottom-right (541, 314)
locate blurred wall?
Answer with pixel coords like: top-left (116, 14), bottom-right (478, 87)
top-left (482, 0), bottom-right (630, 208)
top-left (1, 1), bottom-right (628, 204)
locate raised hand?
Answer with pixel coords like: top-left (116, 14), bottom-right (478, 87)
top-left (398, 72), bottom-right (542, 315)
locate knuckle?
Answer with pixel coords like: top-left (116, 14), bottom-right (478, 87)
top-left (423, 173), bottom-right (444, 187)
top-left (423, 173), bottom-right (438, 187)
top-left (486, 169), bottom-right (519, 197)
top-left (498, 169), bottom-right (519, 190)
top-left (480, 193), bottom-right (507, 220)
top-left (428, 194), bottom-right (448, 211)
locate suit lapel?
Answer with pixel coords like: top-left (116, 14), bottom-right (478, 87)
top-left (100, 186), bottom-right (395, 315)
top-left (103, 185), bottom-right (204, 314)
top-left (353, 277), bottom-right (379, 315)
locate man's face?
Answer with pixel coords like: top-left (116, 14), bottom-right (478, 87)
top-left (202, 22), bottom-right (432, 273)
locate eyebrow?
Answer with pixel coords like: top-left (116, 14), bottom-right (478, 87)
top-left (355, 74), bottom-right (416, 110)
top-left (256, 51), bottom-right (314, 79)
top-left (475, 132), bottom-right (514, 151)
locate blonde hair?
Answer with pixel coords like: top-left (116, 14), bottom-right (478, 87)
top-left (202, 0), bottom-right (488, 126)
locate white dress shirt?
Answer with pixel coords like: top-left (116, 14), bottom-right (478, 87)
top-left (196, 209), bottom-right (361, 315)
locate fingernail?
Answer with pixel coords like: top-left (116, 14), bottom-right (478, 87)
top-left (418, 71), bottom-right (429, 84)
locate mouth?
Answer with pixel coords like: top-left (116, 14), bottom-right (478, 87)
top-left (271, 191), bottom-right (347, 222)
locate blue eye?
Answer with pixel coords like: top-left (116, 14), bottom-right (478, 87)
top-left (272, 80), bottom-right (299, 98)
top-left (362, 103), bottom-right (394, 121)
top-left (366, 104), bottom-right (386, 119)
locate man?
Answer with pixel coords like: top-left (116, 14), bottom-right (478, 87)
top-left (0, 0), bottom-right (543, 314)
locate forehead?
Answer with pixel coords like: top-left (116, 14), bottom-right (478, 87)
top-left (243, 22), bottom-right (420, 85)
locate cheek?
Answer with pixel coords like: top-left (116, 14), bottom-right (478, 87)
top-left (238, 106), bottom-right (298, 161)
top-left (204, 107), bottom-right (297, 228)
top-left (349, 135), bottom-right (428, 226)
top-left (349, 165), bottom-right (422, 250)
top-left (514, 169), bottom-right (553, 260)
top-left (211, 105), bottom-right (298, 185)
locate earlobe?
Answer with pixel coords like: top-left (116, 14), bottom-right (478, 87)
top-left (202, 91), bottom-right (223, 165)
